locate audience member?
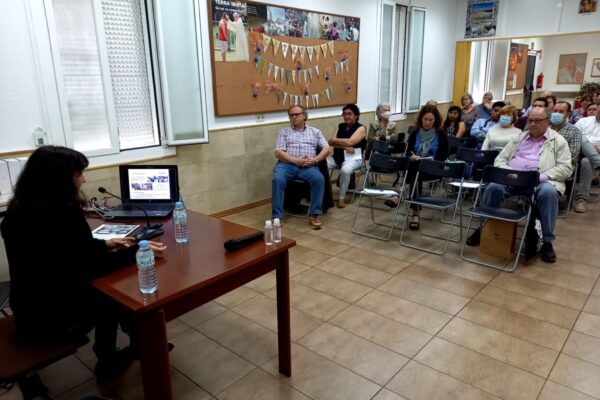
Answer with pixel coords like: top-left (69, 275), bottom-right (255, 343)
top-left (551, 101), bottom-right (582, 165)
top-left (574, 103), bottom-right (600, 213)
top-left (570, 95), bottom-right (592, 124)
top-left (461, 93), bottom-right (479, 134)
top-left (470, 101), bottom-right (505, 142)
top-left (587, 101), bottom-right (598, 117)
top-left (443, 105), bottom-right (466, 138)
top-left (272, 105), bottom-right (331, 229)
top-left (482, 105), bottom-right (522, 150)
top-left (545, 95), bottom-right (557, 110)
top-left (467, 108), bottom-right (572, 263)
top-left (425, 100), bottom-right (438, 108)
top-left (521, 91), bottom-right (554, 120)
top-left (384, 105), bottom-right (449, 231)
top-left (515, 97), bottom-right (548, 130)
top-left (327, 104), bottom-right (367, 209)
top-left (475, 92), bottom-right (494, 119)
top-left (368, 103), bottom-right (403, 143)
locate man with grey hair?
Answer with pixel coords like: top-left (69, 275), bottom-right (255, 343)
top-left (467, 107), bottom-right (572, 263)
top-left (475, 92), bottom-right (494, 119)
top-left (574, 99), bottom-right (600, 212)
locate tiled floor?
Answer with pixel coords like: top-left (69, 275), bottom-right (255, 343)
top-left (4, 192), bottom-right (600, 400)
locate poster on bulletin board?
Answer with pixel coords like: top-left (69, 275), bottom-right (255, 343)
top-left (208, 0), bottom-right (360, 117)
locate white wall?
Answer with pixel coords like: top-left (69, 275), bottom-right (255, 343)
top-left (0, 0), bottom-right (47, 153)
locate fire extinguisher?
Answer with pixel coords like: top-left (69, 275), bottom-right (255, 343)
top-left (536, 73), bottom-right (544, 89)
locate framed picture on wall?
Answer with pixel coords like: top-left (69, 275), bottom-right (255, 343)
top-left (556, 53), bottom-right (587, 84)
top-left (592, 58), bottom-right (600, 77)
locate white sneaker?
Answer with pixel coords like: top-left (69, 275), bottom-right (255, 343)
top-left (574, 199), bottom-right (587, 213)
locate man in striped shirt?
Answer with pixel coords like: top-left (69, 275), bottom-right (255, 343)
top-left (272, 105), bottom-right (331, 229)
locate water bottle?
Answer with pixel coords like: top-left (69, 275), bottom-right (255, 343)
top-left (264, 220), bottom-right (273, 245)
top-left (273, 218), bottom-right (282, 243)
top-left (173, 201), bottom-right (189, 243)
top-left (136, 240), bottom-right (157, 294)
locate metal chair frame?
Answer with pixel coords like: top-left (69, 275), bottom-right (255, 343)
top-left (558, 161), bottom-right (579, 218)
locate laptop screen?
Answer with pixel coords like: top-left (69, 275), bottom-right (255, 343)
top-left (119, 165), bottom-right (179, 203)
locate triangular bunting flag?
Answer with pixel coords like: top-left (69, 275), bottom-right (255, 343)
top-left (334, 62), bottom-right (341, 75)
top-left (330, 86), bottom-right (334, 97)
top-left (314, 94), bottom-right (319, 107)
top-left (305, 96), bottom-right (309, 107)
top-left (344, 60), bottom-right (350, 72)
top-left (274, 65), bottom-right (280, 81)
top-left (308, 68), bottom-right (313, 82)
top-left (307, 46), bottom-right (314, 62)
top-left (291, 44), bottom-right (299, 60)
top-left (273, 39), bottom-right (281, 56)
top-left (281, 42), bottom-right (289, 59)
top-left (326, 87), bottom-right (331, 101)
top-left (285, 69), bottom-right (291, 83)
top-left (303, 70), bottom-right (308, 84)
top-left (321, 43), bottom-right (328, 57)
top-left (277, 91), bottom-right (283, 104)
top-left (314, 65), bottom-right (320, 78)
top-left (295, 96), bottom-right (299, 106)
top-left (263, 34), bottom-right (271, 51)
top-left (314, 45), bottom-right (320, 61)
top-left (267, 63), bottom-right (273, 78)
top-left (259, 59), bottom-right (267, 72)
top-left (283, 92), bottom-right (288, 105)
top-left (299, 46), bottom-right (306, 62)
top-left (292, 70), bottom-right (296, 84)
top-left (328, 41), bottom-right (334, 55)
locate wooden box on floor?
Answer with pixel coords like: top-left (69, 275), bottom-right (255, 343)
top-left (480, 220), bottom-right (517, 258)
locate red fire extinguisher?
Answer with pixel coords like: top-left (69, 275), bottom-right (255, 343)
top-left (536, 73), bottom-right (544, 89)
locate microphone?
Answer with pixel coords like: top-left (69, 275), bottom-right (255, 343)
top-left (98, 187), bottom-right (164, 241)
top-left (224, 231), bottom-right (265, 251)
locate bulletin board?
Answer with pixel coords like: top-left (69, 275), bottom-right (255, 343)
top-left (208, 0), bottom-right (360, 117)
top-left (506, 42), bottom-right (528, 90)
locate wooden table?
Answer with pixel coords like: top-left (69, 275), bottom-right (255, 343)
top-left (90, 212), bottom-right (295, 399)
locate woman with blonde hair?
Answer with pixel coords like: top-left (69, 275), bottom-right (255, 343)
top-left (460, 93), bottom-right (479, 134)
top-left (482, 105), bottom-right (522, 150)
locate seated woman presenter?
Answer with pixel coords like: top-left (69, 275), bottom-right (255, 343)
top-left (482, 105), bottom-right (522, 150)
top-left (0, 145), bottom-right (166, 377)
top-left (384, 105), bottom-right (449, 230)
top-left (327, 104), bottom-right (367, 208)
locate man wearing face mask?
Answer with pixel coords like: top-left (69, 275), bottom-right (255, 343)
top-left (574, 102), bottom-right (600, 213)
top-left (470, 101), bottom-right (506, 145)
top-left (551, 101), bottom-right (582, 165)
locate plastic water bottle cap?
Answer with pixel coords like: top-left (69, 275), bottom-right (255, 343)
top-left (274, 218), bottom-right (280, 224)
top-left (139, 240), bottom-right (149, 248)
top-left (265, 220), bottom-right (272, 227)
top-left (175, 201), bottom-right (183, 207)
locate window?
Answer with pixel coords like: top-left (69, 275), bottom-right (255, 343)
top-left (378, 3), bottom-right (425, 113)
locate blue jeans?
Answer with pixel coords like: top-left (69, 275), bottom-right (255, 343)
top-left (272, 161), bottom-right (324, 219)
top-left (482, 182), bottom-right (559, 242)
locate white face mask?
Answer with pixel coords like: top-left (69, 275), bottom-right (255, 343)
top-left (381, 111), bottom-right (391, 119)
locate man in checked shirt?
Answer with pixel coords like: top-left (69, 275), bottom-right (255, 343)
top-left (272, 105), bottom-right (332, 229)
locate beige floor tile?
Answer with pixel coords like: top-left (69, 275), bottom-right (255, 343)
top-left (298, 323), bottom-right (408, 385)
top-left (169, 330), bottom-right (255, 394)
top-left (593, 281), bottom-right (600, 297)
top-left (538, 380), bottom-right (598, 400)
top-left (549, 354), bottom-right (600, 398)
top-left (398, 265), bottom-right (484, 298)
top-left (245, 271), bottom-right (277, 292)
top-left (490, 274), bottom-right (587, 310)
top-left (292, 234), bottom-right (351, 256)
top-left (387, 361), bottom-right (501, 400)
top-left (196, 311), bottom-right (277, 365)
top-left (356, 290), bottom-right (452, 335)
top-left (338, 247), bottom-right (411, 275)
top-left (458, 301), bottom-right (570, 351)
top-left (289, 261), bottom-right (311, 277)
top-left (533, 260), bottom-right (600, 280)
top-left (415, 252), bottom-right (499, 284)
top-left (415, 338), bottom-right (545, 400)
top-left (573, 312), bottom-right (600, 339)
top-left (231, 294), bottom-right (323, 341)
top-left (378, 275), bottom-right (470, 314)
top-left (316, 257), bottom-right (393, 288)
top-left (474, 285), bottom-right (579, 329)
top-left (217, 368), bottom-right (310, 400)
top-left (38, 355), bottom-right (95, 397)
top-left (167, 319), bottom-right (192, 339)
top-left (562, 331), bottom-right (600, 367)
top-left (289, 246), bottom-right (332, 266)
top-left (439, 318), bottom-right (559, 377)
top-left (514, 266), bottom-right (595, 294)
top-left (180, 302), bottom-right (227, 327)
top-left (372, 388), bottom-right (408, 400)
top-left (214, 286), bottom-right (260, 309)
top-left (329, 305), bottom-right (432, 357)
top-left (262, 343), bottom-right (381, 400)
top-left (583, 295), bottom-right (600, 317)
top-left (264, 282), bottom-right (349, 321)
top-left (292, 268), bottom-right (372, 303)
top-left (305, 225), bottom-right (370, 247)
top-left (355, 238), bottom-right (428, 264)
top-left (54, 379), bottom-right (118, 400)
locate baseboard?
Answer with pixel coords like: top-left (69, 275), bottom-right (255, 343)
top-left (211, 198), bottom-right (271, 218)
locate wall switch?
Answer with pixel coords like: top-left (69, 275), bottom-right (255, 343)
top-left (32, 127), bottom-right (48, 147)
top-left (256, 115), bottom-right (265, 123)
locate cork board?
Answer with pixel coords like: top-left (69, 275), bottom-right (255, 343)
top-left (208, 0), bottom-right (360, 117)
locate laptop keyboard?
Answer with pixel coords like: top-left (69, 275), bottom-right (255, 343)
top-left (116, 204), bottom-right (172, 211)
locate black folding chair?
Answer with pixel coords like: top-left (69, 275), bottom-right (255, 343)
top-left (352, 154), bottom-right (410, 241)
top-left (400, 160), bottom-right (466, 254)
top-left (460, 166), bottom-right (539, 272)
top-left (448, 135), bottom-right (478, 155)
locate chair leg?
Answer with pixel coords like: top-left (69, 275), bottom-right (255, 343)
top-left (352, 193), bottom-right (402, 241)
top-left (18, 373), bottom-right (51, 400)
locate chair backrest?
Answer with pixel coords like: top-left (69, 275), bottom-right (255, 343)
top-left (418, 159), bottom-right (466, 179)
top-left (448, 136), bottom-right (478, 154)
top-left (371, 140), bottom-right (390, 154)
top-left (390, 141), bottom-right (407, 155)
top-left (368, 153), bottom-right (410, 174)
top-left (481, 166), bottom-right (539, 192)
top-left (456, 148), bottom-right (499, 165)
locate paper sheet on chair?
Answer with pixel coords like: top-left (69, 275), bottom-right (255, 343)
top-left (361, 188), bottom-right (398, 196)
top-left (344, 147), bottom-right (362, 161)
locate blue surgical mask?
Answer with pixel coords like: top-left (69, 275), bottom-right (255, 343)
top-left (551, 112), bottom-right (565, 125)
top-left (499, 115), bottom-right (512, 126)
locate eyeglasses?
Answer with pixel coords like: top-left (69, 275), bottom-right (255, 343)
top-left (288, 113), bottom-right (303, 118)
top-left (527, 118), bottom-right (548, 124)
top-left (342, 112), bottom-right (355, 116)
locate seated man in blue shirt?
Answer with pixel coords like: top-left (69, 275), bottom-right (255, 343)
top-left (474, 92), bottom-right (494, 120)
top-left (272, 105), bottom-right (332, 230)
top-left (470, 101), bottom-right (505, 144)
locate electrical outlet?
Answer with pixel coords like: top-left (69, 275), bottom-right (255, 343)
top-left (256, 114), bottom-right (265, 123)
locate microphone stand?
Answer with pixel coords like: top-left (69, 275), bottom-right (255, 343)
top-left (98, 187), bottom-right (164, 241)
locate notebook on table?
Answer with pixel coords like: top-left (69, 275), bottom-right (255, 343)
top-left (104, 165), bottom-right (179, 218)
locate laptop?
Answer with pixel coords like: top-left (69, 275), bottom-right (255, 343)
top-left (104, 165), bottom-right (179, 218)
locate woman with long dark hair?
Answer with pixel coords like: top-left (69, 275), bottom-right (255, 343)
top-left (1, 146), bottom-right (165, 376)
top-left (443, 105), bottom-right (466, 138)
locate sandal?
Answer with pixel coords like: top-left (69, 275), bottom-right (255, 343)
top-left (409, 215), bottom-right (420, 230)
